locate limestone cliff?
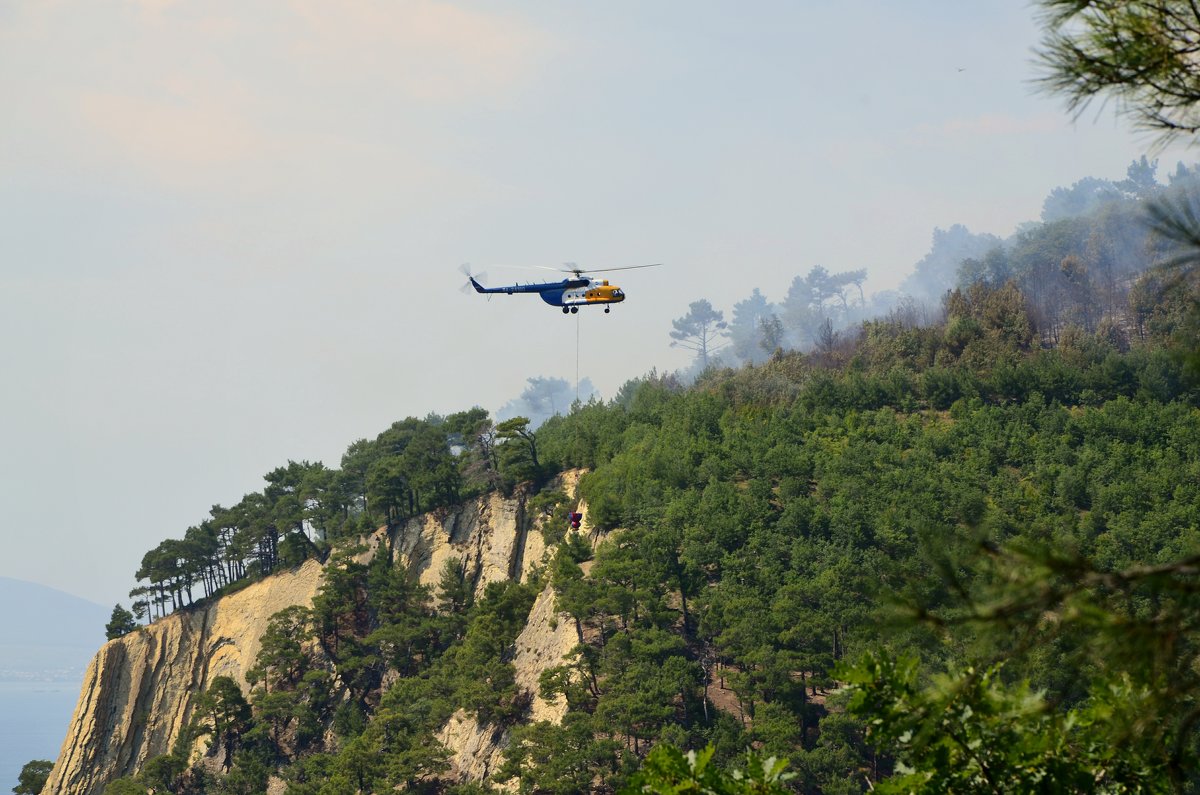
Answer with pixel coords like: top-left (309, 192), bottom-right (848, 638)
top-left (436, 582), bottom-right (581, 784)
top-left (42, 560), bottom-right (325, 795)
top-left (44, 473), bottom-right (589, 795)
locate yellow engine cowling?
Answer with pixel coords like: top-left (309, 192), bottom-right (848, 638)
top-left (585, 283), bottom-right (626, 303)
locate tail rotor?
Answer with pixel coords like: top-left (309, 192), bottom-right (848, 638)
top-left (459, 263), bottom-right (488, 295)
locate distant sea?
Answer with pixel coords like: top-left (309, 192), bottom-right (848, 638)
top-left (0, 577), bottom-right (109, 791)
top-left (0, 679), bottom-right (81, 791)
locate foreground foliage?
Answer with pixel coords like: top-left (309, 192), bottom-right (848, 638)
top-left (622, 745), bottom-right (794, 795)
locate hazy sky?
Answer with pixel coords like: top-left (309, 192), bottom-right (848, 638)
top-left (0, 1), bottom-right (1189, 605)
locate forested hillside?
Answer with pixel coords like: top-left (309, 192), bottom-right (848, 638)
top-left (676, 156), bottom-right (1200, 373)
top-left (21, 0), bottom-right (1200, 793)
top-left (85, 252), bottom-right (1200, 793)
top-left (85, 5), bottom-right (1200, 787)
top-left (121, 145), bottom-right (1200, 632)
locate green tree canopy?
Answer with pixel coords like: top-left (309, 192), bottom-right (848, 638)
top-left (105, 604), bottom-right (137, 640)
top-left (13, 760), bottom-right (53, 795)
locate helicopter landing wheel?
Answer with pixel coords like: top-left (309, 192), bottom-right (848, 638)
top-left (570, 306), bottom-right (579, 314)
top-left (562, 306), bottom-right (570, 314)
top-left (604, 307), bottom-right (610, 314)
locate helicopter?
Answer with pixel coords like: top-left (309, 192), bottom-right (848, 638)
top-left (461, 263), bottom-right (660, 314)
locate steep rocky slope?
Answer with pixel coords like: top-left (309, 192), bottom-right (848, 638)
top-left (43, 474), bottom-right (587, 795)
top-left (41, 560), bottom-right (325, 795)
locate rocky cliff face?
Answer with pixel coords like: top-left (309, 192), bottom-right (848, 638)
top-left (43, 474), bottom-right (588, 795)
top-left (41, 560), bottom-right (326, 795)
top-left (436, 582), bottom-right (580, 784)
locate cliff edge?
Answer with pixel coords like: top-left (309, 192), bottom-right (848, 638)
top-left (43, 475), bottom-right (586, 795)
top-left (41, 560), bottom-right (325, 795)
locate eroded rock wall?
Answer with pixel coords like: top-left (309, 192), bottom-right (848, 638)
top-left (45, 472), bottom-right (589, 795)
top-left (391, 489), bottom-right (537, 598)
top-left (42, 560), bottom-right (325, 795)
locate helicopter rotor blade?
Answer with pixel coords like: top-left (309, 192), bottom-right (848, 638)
top-left (524, 262), bottom-right (663, 276)
top-left (579, 263), bottom-right (663, 273)
top-left (458, 263), bottom-right (487, 293)
top-left (488, 265), bottom-right (568, 274)
top-left (464, 262), bottom-right (662, 279)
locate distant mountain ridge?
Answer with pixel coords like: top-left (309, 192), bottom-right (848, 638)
top-left (0, 577), bottom-right (108, 680)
